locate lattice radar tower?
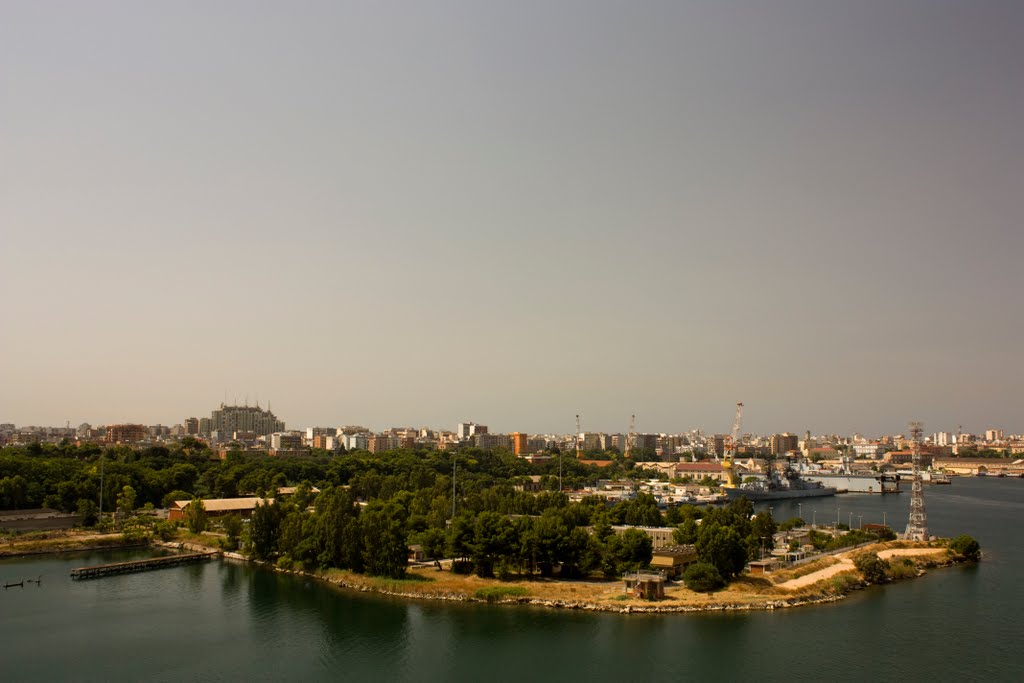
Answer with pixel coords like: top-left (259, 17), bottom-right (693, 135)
top-left (904, 421), bottom-right (929, 541)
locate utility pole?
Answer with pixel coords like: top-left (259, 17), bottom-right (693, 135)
top-left (452, 457), bottom-right (456, 519)
top-left (98, 452), bottom-right (104, 527)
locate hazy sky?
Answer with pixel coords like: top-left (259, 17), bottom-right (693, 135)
top-left (2, 1), bottom-right (1021, 437)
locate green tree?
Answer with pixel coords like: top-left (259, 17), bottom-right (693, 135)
top-left (778, 517), bottom-right (805, 532)
top-left (949, 534), bottom-right (981, 561)
top-left (278, 509), bottom-right (317, 567)
top-left (312, 486), bottom-right (360, 569)
top-left (153, 519), bottom-right (178, 541)
top-left (747, 511), bottom-right (777, 560)
top-left (116, 485), bottom-right (137, 519)
top-left (621, 493), bottom-right (663, 526)
top-left (248, 500), bottom-right (283, 561)
top-left (673, 518), bottom-right (699, 545)
top-left (77, 498), bottom-right (98, 527)
top-left (854, 552), bottom-right (889, 584)
top-left (471, 511), bottom-right (510, 577)
top-left (292, 480), bottom-right (314, 510)
top-left (696, 523), bottom-right (747, 580)
top-left (184, 497), bottom-right (208, 534)
top-left (221, 514), bottom-right (243, 551)
top-left (416, 527), bottom-right (447, 560)
top-left (446, 515), bottom-right (476, 564)
top-left (361, 501), bottom-right (409, 579)
top-left (683, 561), bottom-right (725, 592)
top-left (0, 475), bottom-right (28, 508)
top-left (613, 528), bottom-right (654, 573)
top-left (162, 490), bottom-right (194, 508)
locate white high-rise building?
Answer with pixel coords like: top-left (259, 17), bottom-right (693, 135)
top-left (457, 422), bottom-right (487, 440)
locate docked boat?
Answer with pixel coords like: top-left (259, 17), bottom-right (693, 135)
top-left (724, 464), bottom-right (836, 501)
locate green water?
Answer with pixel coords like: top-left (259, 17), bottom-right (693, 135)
top-left (1, 478), bottom-right (1020, 682)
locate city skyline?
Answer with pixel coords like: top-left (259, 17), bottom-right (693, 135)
top-left (2, 2), bottom-right (1021, 436)
top-left (4, 400), bottom-right (1016, 442)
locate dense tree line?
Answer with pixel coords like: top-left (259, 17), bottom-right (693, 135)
top-left (2, 442), bottom-right (794, 586)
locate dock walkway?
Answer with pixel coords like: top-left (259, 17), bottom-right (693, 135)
top-left (70, 552), bottom-right (218, 579)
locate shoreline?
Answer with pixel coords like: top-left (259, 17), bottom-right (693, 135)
top-left (252, 542), bottom-right (968, 615)
top-left (4, 532), bottom-right (970, 614)
top-left (0, 533), bottom-right (148, 558)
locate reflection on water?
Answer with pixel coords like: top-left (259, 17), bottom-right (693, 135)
top-left (0, 478), bottom-right (1020, 682)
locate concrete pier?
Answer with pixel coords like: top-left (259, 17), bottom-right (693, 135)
top-left (70, 552), bottom-right (218, 579)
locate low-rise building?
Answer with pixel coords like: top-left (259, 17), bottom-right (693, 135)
top-left (610, 525), bottom-right (677, 550)
top-left (650, 544), bottom-right (698, 579)
top-left (168, 497), bottom-right (272, 521)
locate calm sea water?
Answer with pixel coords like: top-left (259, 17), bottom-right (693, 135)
top-left (1, 477), bottom-right (1020, 682)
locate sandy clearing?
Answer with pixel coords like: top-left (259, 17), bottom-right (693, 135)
top-left (877, 548), bottom-right (945, 560)
top-left (776, 546), bottom-right (946, 590)
top-left (776, 559), bottom-right (855, 590)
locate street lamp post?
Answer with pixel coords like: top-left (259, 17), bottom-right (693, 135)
top-left (798, 502), bottom-right (802, 521)
top-left (849, 511), bottom-right (853, 528)
top-left (858, 515), bottom-right (863, 530)
top-left (98, 452), bottom-right (104, 528)
top-left (813, 509), bottom-right (816, 527)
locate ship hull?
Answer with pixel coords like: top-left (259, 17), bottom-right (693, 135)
top-left (724, 486), bottom-right (836, 501)
top-left (800, 473), bottom-right (899, 494)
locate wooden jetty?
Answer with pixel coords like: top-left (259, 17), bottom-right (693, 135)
top-left (70, 552), bottom-right (218, 580)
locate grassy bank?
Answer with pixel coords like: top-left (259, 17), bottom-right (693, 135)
top-left (292, 540), bottom-right (972, 613)
top-left (0, 530), bottom-right (146, 557)
top-left (2, 530), bottom-right (970, 614)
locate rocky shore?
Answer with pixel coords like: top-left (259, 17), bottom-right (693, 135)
top-left (7, 532), bottom-right (970, 615)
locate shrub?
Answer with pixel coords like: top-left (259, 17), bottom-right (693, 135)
top-left (887, 560), bottom-right (917, 581)
top-left (853, 552), bottom-right (889, 584)
top-left (778, 517), bottom-right (805, 532)
top-left (473, 586), bottom-right (528, 603)
top-left (826, 572), bottom-right (861, 594)
top-left (183, 498), bottom-right (208, 534)
top-left (683, 562), bottom-right (725, 592)
top-left (949, 535), bottom-right (981, 561)
top-left (153, 520), bottom-right (178, 542)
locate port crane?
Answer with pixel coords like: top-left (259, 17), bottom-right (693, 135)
top-left (721, 402), bottom-right (743, 488)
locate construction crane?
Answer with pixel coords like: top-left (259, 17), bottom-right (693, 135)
top-left (625, 414), bottom-right (636, 458)
top-left (721, 402), bottom-right (743, 488)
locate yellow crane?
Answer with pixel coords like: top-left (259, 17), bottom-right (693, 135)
top-left (721, 402), bottom-right (744, 488)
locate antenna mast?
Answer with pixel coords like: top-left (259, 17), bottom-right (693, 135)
top-left (626, 414), bottom-right (636, 458)
top-left (575, 414), bottom-right (581, 459)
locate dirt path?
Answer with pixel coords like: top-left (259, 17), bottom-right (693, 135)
top-left (776, 559), bottom-right (855, 590)
top-left (776, 546), bottom-right (946, 590)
